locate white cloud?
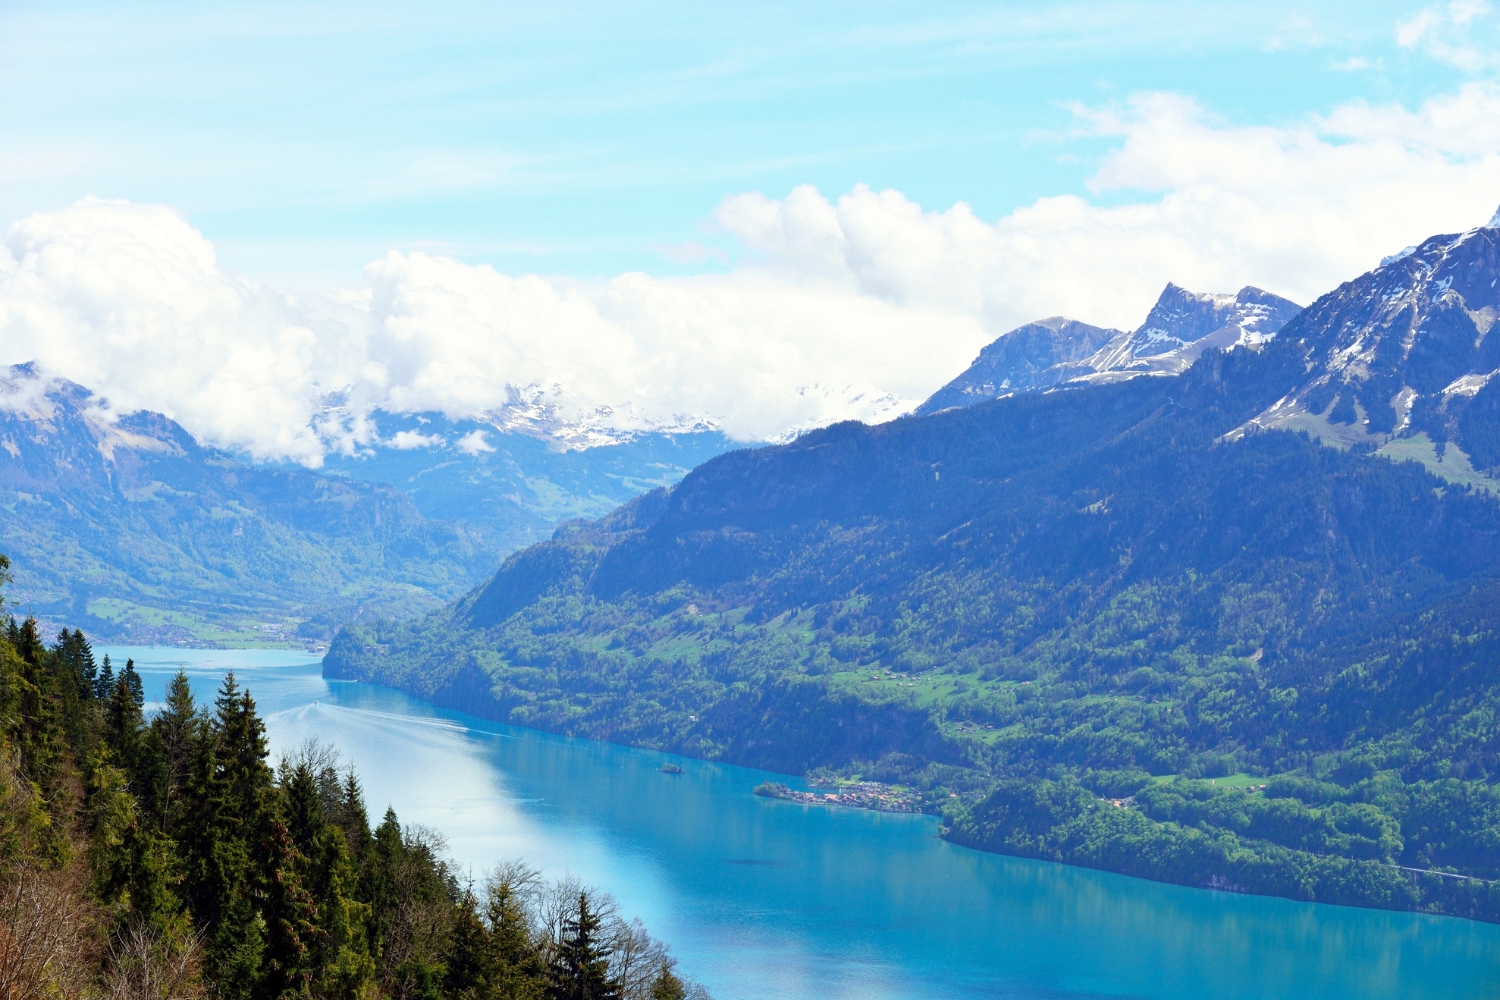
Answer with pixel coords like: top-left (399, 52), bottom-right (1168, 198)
top-left (386, 429), bottom-right (445, 449)
top-left (2, 84), bottom-right (1499, 462)
top-left (454, 429), bottom-right (495, 455)
top-left (1397, 1), bottom-right (1499, 72)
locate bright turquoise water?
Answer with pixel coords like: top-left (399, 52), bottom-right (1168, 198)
top-left (107, 646), bottom-right (1500, 1000)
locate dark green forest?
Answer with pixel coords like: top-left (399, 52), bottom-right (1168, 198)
top-left (328, 334), bottom-right (1500, 922)
top-left (0, 555), bottom-right (703, 999)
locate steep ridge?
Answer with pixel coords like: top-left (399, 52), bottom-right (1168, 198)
top-left (0, 364), bottom-right (487, 642)
top-left (1228, 215), bottom-right (1500, 491)
top-left (917, 284), bottom-right (1301, 414)
top-left (915, 318), bottom-right (1123, 410)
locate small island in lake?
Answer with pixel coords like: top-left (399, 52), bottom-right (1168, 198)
top-left (659, 763), bottom-right (684, 774)
top-left (755, 779), bottom-right (920, 813)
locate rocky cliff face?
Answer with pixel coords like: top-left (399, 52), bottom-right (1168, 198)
top-left (918, 284), bottom-right (1302, 414)
top-left (915, 318), bottom-right (1123, 413)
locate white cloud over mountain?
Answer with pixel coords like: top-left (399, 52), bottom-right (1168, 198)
top-left (2, 85), bottom-right (1498, 463)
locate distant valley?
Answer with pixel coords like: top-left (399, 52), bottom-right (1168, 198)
top-left (0, 365), bottom-right (732, 644)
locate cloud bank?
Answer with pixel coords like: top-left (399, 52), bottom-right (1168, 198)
top-left (2, 86), bottom-right (1498, 462)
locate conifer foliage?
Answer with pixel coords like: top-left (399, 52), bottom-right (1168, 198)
top-left (0, 554), bottom-right (708, 999)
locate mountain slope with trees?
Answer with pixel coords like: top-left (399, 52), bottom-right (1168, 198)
top-left (0, 559), bottom-right (707, 998)
top-left (328, 220), bottom-right (1500, 921)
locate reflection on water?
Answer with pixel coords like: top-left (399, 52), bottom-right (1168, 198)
top-left (107, 646), bottom-right (1500, 1000)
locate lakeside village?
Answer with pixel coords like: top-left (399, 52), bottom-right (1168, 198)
top-left (754, 778), bottom-right (922, 813)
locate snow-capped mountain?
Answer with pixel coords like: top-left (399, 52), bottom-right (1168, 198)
top-left (0, 363), bottom-right (491, 641)
top-left (1227, 206), bottom-right (1500, 482)
top-left (915, 318), bottom-right (1122, 413)
top-left (0, 364), bottom-right (733, 642)
top-left (917, 284), bottom-right (1302, 414)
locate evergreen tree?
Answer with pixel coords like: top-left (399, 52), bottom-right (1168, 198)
top-left (548, 894), bottom-right (619, 1000)
top-left (281, 759), bottom-right (374, 998)
top-left (444, 887), bottom-right (490, 999)
top-left (259, 819), bottom-right (321, 1000)
top-left (486, 872), bottom-right (545, 999)
top-left (95, 651), bottom-right (115, 703)
top-left (651, 962), bottom-right (687, 1000)
top-left (150, 670), bottom-right (203, 826)
top-left (332, 770), bottom-right (372, 866)
top-left (105, 656), bottom-right (147, 780)
top-left (180, 728), bottom-right (265, 1000)
top-left (214, 672), bottom-right (273, 829)
top-left (11, 617), bottom-right (63, 810)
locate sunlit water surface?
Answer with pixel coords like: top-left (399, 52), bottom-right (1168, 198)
top-left (105, 646), bottom-right (1500, 1000)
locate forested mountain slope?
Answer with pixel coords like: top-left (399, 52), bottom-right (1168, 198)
top-left (328, 221), bottom-right (1500, 920)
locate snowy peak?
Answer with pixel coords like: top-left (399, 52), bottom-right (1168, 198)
top-left (1108, 284), bottom-right (1302, 363)
top-left (0, 364), bottom-right (198, 496)
top-left (917, 283), bottom-right (1301, 414)
top-left (1487, 202), bottom-right (1500, 230)
top-left (1227, 225), bottom-right (1500, 459)
top-left (914, 318), bottom-right (1123, 414)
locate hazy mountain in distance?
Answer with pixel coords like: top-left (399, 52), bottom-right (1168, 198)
top-left (917, 284), bottom-right (1302, 414)
top-left (318, 409), bottom-right (737, 556)
top-left (0, 364), bottom-right (490, 643)
top-left (0, 365), bottom-right (735, 644)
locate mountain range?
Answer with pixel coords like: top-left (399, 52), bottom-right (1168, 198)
top-left (326, 210), bottom-right (1500, 920)
top-left (917, 283), bottom-right (1302, 413)
top-left (0, 365), bottom-right (731, 643)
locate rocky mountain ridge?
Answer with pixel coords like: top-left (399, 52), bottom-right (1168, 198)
top-left (1226, 213), bottom-right (1500, 488)
top-left (917, 283), bottom-right (1302, 414)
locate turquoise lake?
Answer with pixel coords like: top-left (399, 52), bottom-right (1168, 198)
top-left (106, 646), bottom-right (1500, 999)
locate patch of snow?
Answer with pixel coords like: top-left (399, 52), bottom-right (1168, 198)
top-left (1381, 246), bottom-right (1418, 266)
top-left (1443, 372), bottom-right (1496, 397)
top-left (1486, 203), bottom-right (1500, 230)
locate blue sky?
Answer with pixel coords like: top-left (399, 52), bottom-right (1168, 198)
top-left (0, 1), bottom-right (1478, 286)
top-left (1, 1), bottom-right (1498, 456)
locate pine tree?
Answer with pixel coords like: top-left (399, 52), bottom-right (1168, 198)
top-left (95, 651), bottom-right (115, 703)
top-left (650, 962), bottom-right (687, 1000)
top-left (105, 656), bottom-right (146, 777)
top-left (259, 819), bottom-right (322, 1000)
top-left (150, 670), bottom-right (204, 825)
top-left (548, 894), bottom-right (619, 1000)
top-left (444, 887), bottom-right (490, 999)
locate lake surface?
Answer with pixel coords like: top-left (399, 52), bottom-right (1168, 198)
top-left (106, 645), bottom-right (1500, 1000)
